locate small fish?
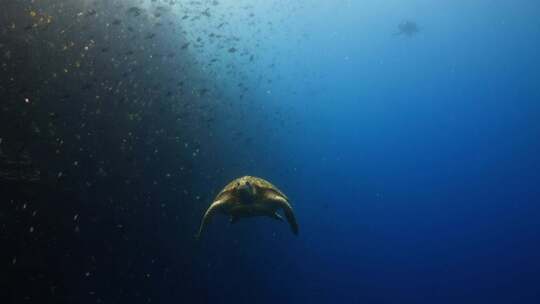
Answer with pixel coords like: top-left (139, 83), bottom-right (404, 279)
top-left (85, 9), bottom-right (97, 17)
top-left (127, 7), bottom-right (142, 17)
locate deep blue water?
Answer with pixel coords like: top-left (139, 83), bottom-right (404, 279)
top-left (197, 1), bottom-right (540, 303)
top-left (2, 0), bottom-right (540, 303)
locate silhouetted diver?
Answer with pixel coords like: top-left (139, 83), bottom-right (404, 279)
top-left (394, 21), bottom-right (419, 37)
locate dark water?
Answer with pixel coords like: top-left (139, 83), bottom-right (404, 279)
top-left (1, 1), bottom-right (540, 303)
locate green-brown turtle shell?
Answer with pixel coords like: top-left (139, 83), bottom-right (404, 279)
top-left (215, 175), bottom-right (289, 201)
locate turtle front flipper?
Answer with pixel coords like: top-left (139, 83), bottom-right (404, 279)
top-left (196, 199), bottom-right (226, 239)
top-left (268, 194), bottom-right (299, 235)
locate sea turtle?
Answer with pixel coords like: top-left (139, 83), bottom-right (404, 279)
top-left (196, 176), bottom-right (298, 239)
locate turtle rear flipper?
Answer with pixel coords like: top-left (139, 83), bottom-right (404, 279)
top-left (271, 212), bottom-right (284, 222)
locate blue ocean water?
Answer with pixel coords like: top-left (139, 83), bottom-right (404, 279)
top-left (196, 1), bottom-right (540, 303)
top-left (1, 1), bottom-right (539, 303)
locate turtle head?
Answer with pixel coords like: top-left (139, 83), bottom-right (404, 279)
top-left (238, 180), bottom-right (257, 202)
